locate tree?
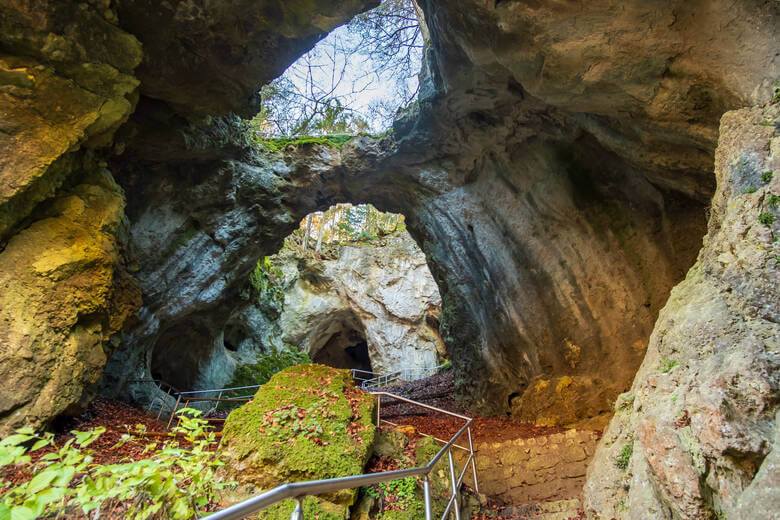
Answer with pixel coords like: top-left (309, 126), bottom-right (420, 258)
top-left (252, 0), bottom-right (424, 137)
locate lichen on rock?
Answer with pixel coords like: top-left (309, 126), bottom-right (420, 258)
top-left (0, 165), bottom-right (141, 434)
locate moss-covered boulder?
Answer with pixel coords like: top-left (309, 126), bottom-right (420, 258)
top-left (219, 364), bottom-right (376, 519)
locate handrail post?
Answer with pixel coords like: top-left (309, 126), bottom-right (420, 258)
top-left (166, 394), bottom-right (182, 430)
top-left (157, 385), bottom-right (173, 421)
top-left (467, 427), bottom-right (479, 495)
top-left (423, 476), bottom-right (433, 520)
top-left (376, 394), bottom-right (381, 427)
top-left (290, 497), bottom-right (304, 520)
top-left (448, 449), bottom-right (461, 520)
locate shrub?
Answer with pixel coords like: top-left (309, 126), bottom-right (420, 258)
top-left (0, 409), bottom-right (234, 519)
top-left (761, 170), bottom-right (774, 183)
top-left (250, 256), bottom-right (285, 308)
top-left (614, 443), bottom-right (633, 470)
top-left (759, 212), bottom-right (776, 226)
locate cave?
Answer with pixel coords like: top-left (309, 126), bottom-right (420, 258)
top-left (0, 0), bottom-right (778, 518)
top-left (150, 322), bottom-right (213, 392)
top-left (312, 330), bottom-right (373, 374)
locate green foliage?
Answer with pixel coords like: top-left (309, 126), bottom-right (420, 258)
top-left (759, 212), bottom-right (776, 226)
top-left (437, 360), bottom-right (453, 373)
top-left (742, 186), bottom-right (758, 194)
top-left (769, 194), bottom-right (780, 209)
top-left (218, 348), bottom-right (311, 411)
top-left (614, 442), bottom-right (633, 470)
top-left (761, 170), bottom-right (774, 183)
top-left (250, 256), bottom-right (285, 307)
top-left (251, 133), bottom-right (354, 152)
top-left (0, 410), bottom-right (233, 519)
top-left (659, 359), bottom-right (679, 373)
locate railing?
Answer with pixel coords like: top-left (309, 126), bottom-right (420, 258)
top-left (164, 384), bottom-right (265, 429)
top-left (206, 391), bottom-right (479, 520)
top-left (358, 364), bottom-right (445, 390)
top-left (126, 379), bottom-right (182, 421)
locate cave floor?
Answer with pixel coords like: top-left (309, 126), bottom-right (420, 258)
top-left (16, 375), bottom-right (597, 519)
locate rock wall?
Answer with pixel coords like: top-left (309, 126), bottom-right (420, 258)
top-left (0, 16), bottom-right (778, 520)
top-left (275, 230), bottom-right (445, 375)
top-left (0, 0), bottom-right (376, 432)
top-left (461, 430), bottom-right (600, 506)
top-left (584, 104), bottom-right (780, 519)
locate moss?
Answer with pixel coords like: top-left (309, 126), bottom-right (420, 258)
top-left (260, 496), bottom-right (345, 520)
top-left (220, 364), bottom-right (376, 516)
top-left (614, 442), bottom-right (633, 470)
top-left (252, 134), bottom-right (355, 152)
top-left (217, 348), bottom-right (311, 411)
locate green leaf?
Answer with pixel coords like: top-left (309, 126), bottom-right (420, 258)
top-left (52, 466), bottom-right (76, 487)
top-left (29, 439), bottom-right (49, 452)
top-left (9, 506), bottom-right (35, 520)
top-left (26, 470), bottom-right (57, 494)
top-left (0, 435), bottom-right (33, 448)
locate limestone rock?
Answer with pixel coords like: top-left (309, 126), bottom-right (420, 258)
top-left (0, 0), bottom-right (141, 241)
top-left (116, 0), bottom-right (378, 118)
top-left (584, 104), bottom-right (780, 520)
top-left (0, 167), bottom-right (140, 434)
top-left (276, 230), bottom-right (445, 375)
top-left (219, 364), bottom-right (376, 519)
top-left (510, 376), bottom-right (616, 429)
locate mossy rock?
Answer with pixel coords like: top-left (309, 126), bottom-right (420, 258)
top-left (219, 364), bottom-right (376, 519)
top-left (373, 428), bottom-right (408, 459)
top-left (510, 374), bottom-right (618, 427)
top-left (358, 433), bottom-right (458, 519)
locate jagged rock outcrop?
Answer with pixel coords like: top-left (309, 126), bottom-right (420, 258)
top-left (274, 230), bottom-right (445, 375)
top-left (584, 103), bottom-right (779, 520)
top-left (0, 164), bottom-right (140, 432)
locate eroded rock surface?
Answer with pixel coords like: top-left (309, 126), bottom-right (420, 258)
top-left (0, 166), bottom-right (140, 433)
top-left (584, 104), bottom-right (780, 520)
top-left (275, 230), bottom-right (445, 375)
top-left (0, 0), bottom-right (375, 431)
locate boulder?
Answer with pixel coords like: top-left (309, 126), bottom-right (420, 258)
top-left (219, 364), bottom-right (376, 519)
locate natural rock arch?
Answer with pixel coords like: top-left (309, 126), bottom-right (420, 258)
top-left (0, 1), bottom-right (777, 518)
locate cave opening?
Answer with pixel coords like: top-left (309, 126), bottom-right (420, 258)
top-left (150, 320), bottom-right (213, 391)
top-left (254, 201), bottom-right (444, 378)
top-left (311, 327), bottom-right (373, 373)
top-left (249, 0), bottom-right (425, 137)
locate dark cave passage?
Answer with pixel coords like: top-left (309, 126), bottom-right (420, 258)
top-left (150, 321), bottom-right (212, 391)
top-left (312, 328), bottom-right (373, 373)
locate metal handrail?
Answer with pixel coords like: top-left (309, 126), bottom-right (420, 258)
top-left (360, 364), bottom-right (446, 390)
top-left (206, 391), bottom-right (479, 520)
